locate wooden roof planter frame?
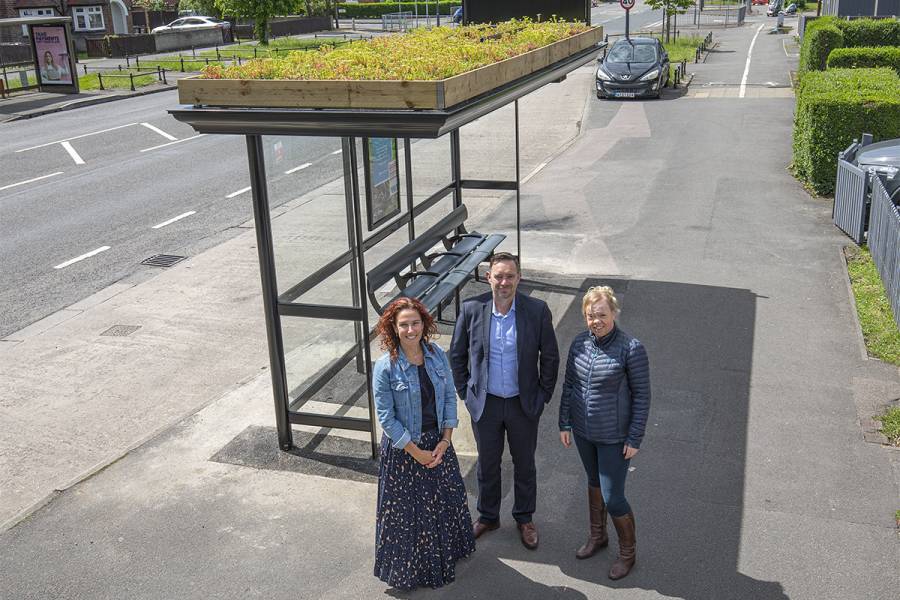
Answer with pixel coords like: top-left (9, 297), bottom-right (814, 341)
top-left (176, 26), bottom-right (603, 111)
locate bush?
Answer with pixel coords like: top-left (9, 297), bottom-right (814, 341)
top-left (840, 18), bottom-right (900, 48)
top-left (792, 68), bottom-right (900, 195)
top-left (338, 2), bottom-right (457, 18)
top-left (827, 46), bottom-right (900, 74)
top-left (800, 23), bottom-right (844, 72)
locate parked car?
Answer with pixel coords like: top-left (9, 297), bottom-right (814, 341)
top-left (596, 37), bottom-right (669, 100)
top-left (855, 138), bottom-right (900, 202)
top-left (783, 3), bottom-right (798, 14)
top-left (751, 0), bottom-right (768, 5)
top-left (766, 0), bottom-right (783, 16)
top-left (452, 7), bottom-right (463, 24)
top-left (151, 16), bottom-right (231, 34)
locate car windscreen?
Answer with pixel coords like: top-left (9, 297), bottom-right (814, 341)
top-left (607, 43), bottom-right (657, 63)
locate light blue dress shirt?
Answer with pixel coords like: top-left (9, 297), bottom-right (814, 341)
top-left (487, 299), bottom-right (519, 398)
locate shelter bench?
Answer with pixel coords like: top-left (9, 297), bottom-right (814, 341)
top-left (366, 205), bottom-right (505, 316)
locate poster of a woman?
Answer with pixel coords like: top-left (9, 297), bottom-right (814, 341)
top-left (33, 26), bottom-right (72, 85)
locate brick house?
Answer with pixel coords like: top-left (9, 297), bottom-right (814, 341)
top-left (1, 0), bottom-right (144, 47)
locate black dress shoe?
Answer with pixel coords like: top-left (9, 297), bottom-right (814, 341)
top-left (518, 522), bottom-right (538, 550)
top-left (473, 520), bottom-right (500, 539)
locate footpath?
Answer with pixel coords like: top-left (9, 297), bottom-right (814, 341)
top-left (2, 15), bottom-right (899, 600)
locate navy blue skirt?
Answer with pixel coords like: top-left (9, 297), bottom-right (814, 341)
top-left (374, 429), bottom-right (476, 590)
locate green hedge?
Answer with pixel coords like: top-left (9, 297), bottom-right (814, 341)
top-left (840, 18), bottom-right (900, 48)
top-left (337, 2), bottom-right (457, 18)
top-left (800, 17), bottom-right (900, 73)
top-left (800, 23), bottom-right (844, 72)
top-left (792, 68), bottom-right (900, 195)
top-left (827, 46), bottom-right (900, 74)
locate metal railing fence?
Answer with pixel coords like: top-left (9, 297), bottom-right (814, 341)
top-left (382, 11), bottom-right (413, 31)
top-left (97, 66), bottom-right (168, 91)
top-left (867, 175), bottom-right (900, 327)
top-left (833, 136), bottom-right (871, 244)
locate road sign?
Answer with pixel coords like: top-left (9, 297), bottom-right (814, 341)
top-left (620, 0), bottom-right (635, 9)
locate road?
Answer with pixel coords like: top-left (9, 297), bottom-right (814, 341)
top-left (0, 3), bottom-right (665, 339)
top-left (0, 94), bottom-right (346, 338)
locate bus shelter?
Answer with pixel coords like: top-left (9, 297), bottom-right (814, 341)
top-left (170, 43), bottom-right (598, 457)
top-left (0, 16), bottom-right (79, 95)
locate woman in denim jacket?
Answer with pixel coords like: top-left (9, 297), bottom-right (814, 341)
top-left (372, 297), bottom-right (475, 590)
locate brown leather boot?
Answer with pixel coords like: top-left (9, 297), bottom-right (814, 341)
top-left (608, 512), bottom-right (636, 580)
top-left (575, 486), bottom-right (608, 559)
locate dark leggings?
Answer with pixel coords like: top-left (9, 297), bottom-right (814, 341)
top-left (573, 434), bottom-right (632, 518)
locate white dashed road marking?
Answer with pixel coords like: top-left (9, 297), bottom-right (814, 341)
top-left (140, 134), bottom-right (205, 153)
top-left (0, 171), bottom-right (64, 192)
top-left (226, 186), bottom-right (252, 198)
top-left (140, 122), bottom-right (178, 141)
top-left (16, 123), bottom-right (138, 152)
top-left (285, 162), bottom-right (312, 174)
top-left (152, 211), bottom-right (196, 229)
top-left (60, 141), bottom-right (85, 165)
top-left (54, 246), bottom-right (110, 270)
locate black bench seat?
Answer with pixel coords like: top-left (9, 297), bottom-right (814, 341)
top-left (366, 205), bottom-right (505, 315)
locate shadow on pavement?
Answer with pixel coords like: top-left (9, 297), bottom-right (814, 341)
top-left (445, 274), bottom-right (787, 600)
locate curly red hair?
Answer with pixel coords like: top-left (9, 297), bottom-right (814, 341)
top-left (377, 297), bottom-right (438, 362)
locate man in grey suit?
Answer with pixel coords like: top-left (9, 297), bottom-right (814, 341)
top-left (449, 252), bottom-right (560, 550)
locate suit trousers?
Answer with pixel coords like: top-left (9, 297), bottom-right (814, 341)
top-left (472, 393), bottom-right (539, 524)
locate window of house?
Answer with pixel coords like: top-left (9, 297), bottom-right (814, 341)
top-left (19, 8), bottom-right (56, 35)
top-left (73, 6), bottom-right (105, 31)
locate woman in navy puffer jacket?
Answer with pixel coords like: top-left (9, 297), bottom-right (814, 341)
top-left (559, 286), bottom-right (650, 581)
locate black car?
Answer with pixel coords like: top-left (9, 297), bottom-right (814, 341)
top-left (596, 37), bottom-right (670, 100)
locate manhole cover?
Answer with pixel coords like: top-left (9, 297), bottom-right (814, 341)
top-left (141, 254), bottom-right (186, 267)
top-left (100, 325), bottom-right (142, 337)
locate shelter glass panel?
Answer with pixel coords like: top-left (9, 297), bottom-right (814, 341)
top-left (261, 135), bottom-right (353, 302)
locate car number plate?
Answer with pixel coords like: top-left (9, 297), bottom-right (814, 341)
top-left (615, 92), bottom-right (636, 98)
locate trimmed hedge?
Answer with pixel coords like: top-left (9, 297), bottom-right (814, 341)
top-left (792, 68), bottom-right (900, 195)
top-left (840, 18), bottom-right (900, 48)
top-left (338, 2), bottom-right (457, 18)
top-left (800, 17), bottom-right (900, 73)
top-left (827, 46), bottom-right (900, 74)
top-left (800, 23), bottom-right (844, 73)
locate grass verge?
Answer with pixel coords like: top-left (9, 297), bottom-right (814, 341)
top-left (874, 407), bottom-right (900, 446)
top-left (845, 245), bottom-right (900, 365)
top-left (663, 35), bottom-right (705, 81)
top-left (78, 72), bottom-right (158, 91)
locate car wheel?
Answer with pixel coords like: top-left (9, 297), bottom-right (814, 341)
top-left (597, 91), bottom-right (604, 99)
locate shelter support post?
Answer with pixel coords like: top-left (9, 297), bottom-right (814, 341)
top-left (247, 134), bottom-right (293, 451)
top-left (344, 138), bottom-right (366, 375)
top-left (515, 100), bottom-right (522, 263)
top-left (347, 137), bottom-right (380, 459)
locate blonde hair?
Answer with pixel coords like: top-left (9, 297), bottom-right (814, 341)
top-left (582, 285), bottom-right (620, 316)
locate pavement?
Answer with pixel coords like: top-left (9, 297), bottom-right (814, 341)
top-left (2, 13), bottom-right (899, 600)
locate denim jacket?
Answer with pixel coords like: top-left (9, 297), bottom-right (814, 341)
top-left (373, 342), bottom-right (459, 449)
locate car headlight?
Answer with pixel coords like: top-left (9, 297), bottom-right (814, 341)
top-left (596, 67), bottom-right (612, 82)
top-left (639, 69), bottom-right (660, 82)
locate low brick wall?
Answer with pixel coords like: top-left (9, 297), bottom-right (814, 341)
top-left (153, 26), bottom-right (224, 53)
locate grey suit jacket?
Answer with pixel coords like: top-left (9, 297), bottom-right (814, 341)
top-left (449, 292), bottom-right (560, 422)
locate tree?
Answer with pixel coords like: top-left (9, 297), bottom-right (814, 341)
top-left (214, 0), bottom-right (295, 44)
top-left (644, 0), bottom-right (693, 43)
top-left (178, 0), bottom-right (223, 17)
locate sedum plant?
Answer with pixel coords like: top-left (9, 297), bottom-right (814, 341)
top-left (201, 19), bottom-right (592, 81)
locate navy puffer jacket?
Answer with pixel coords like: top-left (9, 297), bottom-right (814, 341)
top-left (559, 325), bottom-right (651, 448)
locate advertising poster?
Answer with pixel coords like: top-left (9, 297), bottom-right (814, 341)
top-left (33, 26), bottom-right (72, 85)
top-left (364, 138), bottom-right (401, 230)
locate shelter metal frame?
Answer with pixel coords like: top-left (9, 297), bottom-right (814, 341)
top-left (171, 44), bottom-right (598, 458)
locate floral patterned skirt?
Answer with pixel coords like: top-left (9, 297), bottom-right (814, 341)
top-left (374, 429), bottom-right (476, 590)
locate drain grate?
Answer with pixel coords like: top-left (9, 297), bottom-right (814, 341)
top-left (100, 325), bottom-right (142, 337)
top-left (141, 254), bottom-right (186, 267)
